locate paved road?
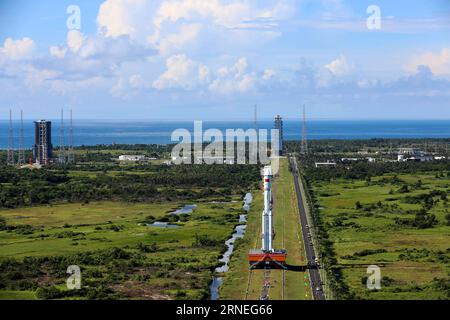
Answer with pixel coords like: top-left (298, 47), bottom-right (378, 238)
top-left (290, 156), bottom-right (326, 300)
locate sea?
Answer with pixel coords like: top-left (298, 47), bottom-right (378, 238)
top-left (0, 119), bottom-right (449, 148)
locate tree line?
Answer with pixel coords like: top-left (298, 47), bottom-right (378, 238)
top-left (0, 164), bottom-right (260, 208)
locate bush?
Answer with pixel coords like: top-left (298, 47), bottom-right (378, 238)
top-left (136, 242), bottom-right (158, 253)
top-left (36, 286), bottom-right (64, 300)
top-left (398, 184), bottom-right (409, 193)
top-left (445, 213), bottom-right (450, 226)
top-left (193, 234), bottom-right (222, 247)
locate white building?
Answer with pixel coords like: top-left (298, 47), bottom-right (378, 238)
top-left (118, 155), bottom-right (146, 162)
top-left (315, 161), bottom-right (337, 168)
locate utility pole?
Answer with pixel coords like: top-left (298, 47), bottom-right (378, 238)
top-left (59, 108), bottom-right (66, 164)
top-left (68, 109), bottom-right (75, 163)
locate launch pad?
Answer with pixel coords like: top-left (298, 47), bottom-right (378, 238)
top-left (248, 166), bottom-right (287, 269)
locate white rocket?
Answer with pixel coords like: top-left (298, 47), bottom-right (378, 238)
top-left (261, 166), bottom-right (273, 252)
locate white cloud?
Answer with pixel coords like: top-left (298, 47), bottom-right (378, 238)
top-left (153, 54), bottom-right (207, 90)
top-left (0, 37), bottom-right (36, 61)
top-left (198, 65), bottom-right (210, 82)
top-left (67, 30), bottom-right (85, 53)
top-left (49, 31), bottom-right (85, 59)
top-left (96, 0), bottom-right (293, 60)
top-left (406, 48), bottom-right (450, 75)
top-left (6, 30), bottom-right (154, 95)
top-left (110, 74), bottom-right (147, 98)
top-left (262, 69), bottom-right (275, 81)
top-left (97, 0), bottom-right (157, 39)
top-left (155, 23), bottom-right (201, 55)
top-left (152, 55), bottom-right (270, 95)
top-left (22, 65), bottom-right (60, 91)
top-left (154, 0), bottom-right (250, 29)
top-left (357, 79), bottom-right (379, 89)
top-left (209, 57), bottom-right (256, 94)
top-left (129, 74), bottom-right (143, 88)
top-left (324, 55), bottom-right (353, 76)
top-left (50, 46), bottom-right (67, 59)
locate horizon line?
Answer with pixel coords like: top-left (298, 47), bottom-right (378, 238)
top-left (1, 118), bottom-right (450, 122)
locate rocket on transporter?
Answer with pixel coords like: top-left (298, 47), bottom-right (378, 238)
top-left (262, 166), bottom-right (273, 252)
top-left (248, 166), bottom-right (287, 268)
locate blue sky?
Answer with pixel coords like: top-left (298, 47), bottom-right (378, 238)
top-left (0, 0), bottom-right (449, 120)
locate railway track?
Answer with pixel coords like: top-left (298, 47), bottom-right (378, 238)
top-left (290, 156), bottom-right (326, 300)
top-left (260, 267), bottom-right (271, 300)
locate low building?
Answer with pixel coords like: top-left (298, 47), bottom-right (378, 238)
top-left (398, 154), bottom-right (433, 162)
top-left (406, 156), bottom-right (434, 162)
top-left (193, 156), bottom-right (235, 164)
top-left (398, 148), bottom-right (425, 156)
top-left (118, 155), bottom-right (146, 162)
top-left (315, 161), bottom-right (337, 168)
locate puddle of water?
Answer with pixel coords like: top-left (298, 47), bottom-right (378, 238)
top-left (215, 225), bottom-right (246, 273)
top-left (210, 277), bottom-right (223, 301)
top-left (146, 222), bottom-right (181, 228)
top-left (170, 204), bottom-right (197, 215)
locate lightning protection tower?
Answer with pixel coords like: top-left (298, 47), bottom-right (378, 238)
top-left (300, 105), bottom-right (309, 155)
top-left (17, 110), bottom-right (25, 165)
top-left (58, 109), bottom-right (66, 164)
top-left (68, 109), bottom-right (75, 164)
top-left (7, 109), bottom-right (15, 165)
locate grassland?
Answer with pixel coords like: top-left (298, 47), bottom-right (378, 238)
top-left (0, 199), bottom-right (244, 300)
top-left (221, 158), bottom-right (310, 300)
top-left (311, 172), bottom-right (450, 299)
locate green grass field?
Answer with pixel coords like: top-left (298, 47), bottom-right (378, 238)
top-left (312, 172), bottom-right (450, 299)
top-left (0, 199), bottom-right (243, 300)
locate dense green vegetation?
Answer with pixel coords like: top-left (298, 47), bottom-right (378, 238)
top-left (0, 145), bottom-right (261, 300)
top-left (0, 200), bottom-right (249, 300)
top-left (300, 156), bottom-right (450, 300)
top-left (286, 138), bottom-right (450, 156)
top-left (2, 139), bottom-right (449, 300)
top-left (0, 163), bottom-right (259, 208)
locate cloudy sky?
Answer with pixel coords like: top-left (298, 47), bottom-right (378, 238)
top-left (1, 0), bottom-right (450, 120)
